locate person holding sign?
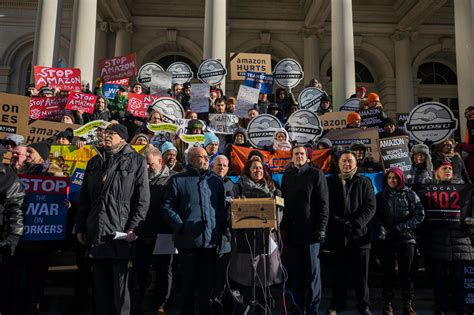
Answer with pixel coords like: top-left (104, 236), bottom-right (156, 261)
top-left (432, 138), bottom-right (471, 184)
top-left (326, 150), bottom-right (376, 315)
top-left (83, 96), bottom-right (112, 123)
top-left (373, 167), bottom-right (425, 315)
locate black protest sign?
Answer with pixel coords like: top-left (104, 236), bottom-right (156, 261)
top-left (359, 108), bottom-right (384, 129)
top-left (325, 127), bottom-right (380, 161)
top-left (396, 113), bottom-right (409, 129)
top-left (377, 136), bottom-right (411, 175)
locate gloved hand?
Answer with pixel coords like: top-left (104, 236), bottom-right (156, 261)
top-left (316, 231), bottom-right (326, 242)
top-left (343, 220), bottom-right (356, 234)
top-left (378, 227), bottom-right (386, 241)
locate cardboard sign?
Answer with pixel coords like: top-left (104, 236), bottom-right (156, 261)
top-left (34, 66), bottom-right (81, 91)
top-left (208, 114), bottom-right (240, 134)
top-left (230, 53), bottom-right (272, 80)
top-left (29, 96), bottom-right (68, 121)
top-left (243, 72), bottom-right (273, 94)
top-left (325, 127), bottom-right (380, 161)
top-left (127, 93), bottom-right (160, 118)
top-left (377, 136), bottom-right (411, 175)
top-left (18, 174), bottom-right (70, 241)
top-left (319, 112), bottom-right (351, 130)
top-left (235, 85), bottom-right (260, 118)
top-left (150, 70), bottom-right (172, 96)
top-left (190, 83), bottom-right (210, 113)
top-left (66, 91), bottom-right (97, 114)
top-left (99, 52), bottom-right (137, 81)
top-left (103, 83), bottom-right (120, 99)
top-left (0, 92), bottom-right (30, 139)
top-left (359, 108), bottom-right (384, 129)
top-left (27, 120), bottom-right (81, 144)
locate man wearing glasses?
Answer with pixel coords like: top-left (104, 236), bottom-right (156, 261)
top-left (162, 146), bottom-right (226, 315)
top-left (76, 123), bottom-right (150, 315)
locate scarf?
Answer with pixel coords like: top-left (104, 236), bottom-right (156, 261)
top-left (338, 167), bottom-right (358, 196)
top-left (105, 141), bottom-right (127, 156)
top-left (239, 175), bottom-right (272, 198)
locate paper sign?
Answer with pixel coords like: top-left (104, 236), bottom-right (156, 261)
top-left (72, 120), bottom-right (107, 144)
top-left (235, 85), bottom-right (260, 118)
top-left (377, 136), bottom-right (411, 175)
top-left (243, 72), bottom-right (273, 94)
top-left (230, 53), bottom-right (272, 80)
top-left (66, 91), bottom-right (97, 114)
top-left (19, 174), bottom-right (70, 241)
top-left (29, 96), bottom-right (68, 121)
top-left (34, 66), bottom-right (81, 91)
top-left (99, 52), bottom-right (137, 81)
top-left (179, 134), bottom-right (205, 144)
top-left (127, 93), bottom-right (160, 118)
top-left (0, 92), bottom-right (30, 139)
top-left (319, 112), bottom-right (351, 130)
top-left (150, 70), bottom-right (172, 96)
top-left (208, 114), bottom-right (240, 134)
top-left (190, 83), bottom-right (210, 113)
top-left (103, 84), bottom-right (120, 100)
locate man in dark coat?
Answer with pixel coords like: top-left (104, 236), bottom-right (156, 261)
top-left (0, 144), bottom-right (25, 313)
top-left (76, 123), bottom-right (150, 315)
top-left (162, 146), bottom-right (226, 315)
top-left (282, 145), bottom-right (329, 315)
top-left (131, 147), bottom-right (176, 315)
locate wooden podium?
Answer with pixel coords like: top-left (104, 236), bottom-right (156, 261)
top-left (230, 197), bottom-right (284, 229)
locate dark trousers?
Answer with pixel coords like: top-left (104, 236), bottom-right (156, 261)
top-left (330, 246), bottom-right (370, 310)
top-left (74, 243), bottom-right (93, 312)
top-left (431, 259), bottom-right (466, 311)
top-left (179, 247), bottom-right (217, 315)
top-left (0, 246), bottom-right (13, 314)
top-left (287, 243), bottom-right (322, 315)
top-left (92, 259), bottom-right (130, 315)
top-left (131, 239), bottom-right (173, 314)
top-left (379, 242), bottom-right (415, 301)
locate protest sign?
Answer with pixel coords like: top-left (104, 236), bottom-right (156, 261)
top-left (29, 96), bottom-right (68, 121)
top-left (247, 114), bottom-right (283, 148)
top-left (150, 70), bottom-right (172, 95)
top-left (285, 109), bottom-right (322, 144)
top-left (127, 93), bottom-right (160, 118)
top-left (273, 58), bottom-right (304, 89)
top-left (298, 87), bottom-right (327, 111)
top-left (465, 262), bottom-right (474, 312)
top-left (99, 52), bottom-right (137, 81)
top-left (103, 83), bottom-right (120, 99)
top-left (325, 127), bottom-right (380, 161)
top-left (69, 168), bottom-right (85, 203)
top-left (138, 62), bottom-right (163, 88)
top-left (208, 114), bottom-right (239, 134)
top-left (72, 120), bottom-right (107, 144)
top-left (319, 112), bottom-right (351, 130)
top-left (339, 98), bottom-right (361, 111)
top-left (179, 134), bottom-right (205, 145)
top-left (147, 123), bottom-right (178, 148)
top-left (166, 62), bottom-right (194, 84)
top-left (105, 78), bottom-right (129, 85)
top-left (148, 98), bottom-right (185, 122)
top-left (229, 53), bottom-right (272, 80)
top-left (197, 59), bottom-right (227, 85)
top-left (27, 120), bottom-right (81, 144)
top-left (190, 83), bottom-right (210, 113)
top-left (65, 91), bottom-right (97, 114)
top-left (34, 66), bottom-right (81, 91)
top-left (0, 92), bottom-right (30, 139)
top-left (235, 85), bottom-right (260, 118)
top-left (243, 72), bottom-right (273, 94)
top-left (50, 145), bottom-right (96, 176)
top-left (147, 123), bottom-right (178, 134)
top-left (396, 113), bottom-right (409, 128)
top-left (359, 108), bottom-right (384, 129)
top-left (377, 136), bottom-right (411, 175)
top-left (18, 174), bottom-right (70, 241)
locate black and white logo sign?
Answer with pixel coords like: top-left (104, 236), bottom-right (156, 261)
top-left (148, 97), bottom-right (184, 123)
top-left (405, 102), bottom-right (458, 144)
top-left (273, 58), bottom-right (304, 89)
top-left (298, 87), bottom-right (326, 111)
top-left (138, 63), bottom-right (164, 88)
top-left (340, 98), bottom-right (361, 112)
top-left (247, 114), bottom-right (283, 149)
top-left (166, 62), bottom-right (194, 85)
top-left (285, 109), bottom-right (323, 144)
top-left (197, 59), bottom-right (227, 85)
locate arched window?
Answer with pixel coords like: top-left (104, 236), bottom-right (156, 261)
top-left (326, 61), bottom-right (374, 83)
top-left (157, 55), bottom-right (198, 75)
top-left (417, 62), bottom-right (457, 85)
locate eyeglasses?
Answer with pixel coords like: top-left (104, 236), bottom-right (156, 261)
top-left (12, 152), bottom-right (26, 156)
top-left (104, 131), bottom-right (118, 136)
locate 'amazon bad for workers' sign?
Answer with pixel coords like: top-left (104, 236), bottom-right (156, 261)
top-left (18, 175), bottom-right (70, 241)
top-left (99, 52), bottom-right (137, 81)
top-left (229, 53), bottom-right (272, 80)
top-left (34, 66), bottom-right (81, 91)
top-left (0, 92), bottom-right (30, 139)
top-left (377, 136), bottom-right (411, 175)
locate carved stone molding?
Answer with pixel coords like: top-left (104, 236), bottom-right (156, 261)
top-left (260, 32), bottom-right (271, 46)
top-left (109, 22), bottom-right (134, 33)
top-left (390, 29), bottom-right (418, 42)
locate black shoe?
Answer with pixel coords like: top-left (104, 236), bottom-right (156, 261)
top-left (358, 306), bottom-right (372, 315)
top-left (383, 301), bottom-right (393, 315)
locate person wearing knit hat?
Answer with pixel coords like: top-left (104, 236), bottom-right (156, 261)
top-left (204, 132), bottom-right (220, 165)
top-left (379, 117), bottom-right (408, 139)
top-left (61, 111), bottom-right (76, 124)
top-left (248, 150), bottom-right (264, 163)
top-left (130, 133), bottom-right (149, 145)
top-left (316, 94), bottom-right (333, 115)
top-left (105, 123), bottom-right (129, 141)
top-left (346, 112), bottom-right (362, 128)
top-left (356, 87), bottom-right (367, 99)
top-left (406, 144), bottom-right (433, 185)
top-left (317, 138), bottom-right (333, 150)
top-left (187, 119), bottom-right (204, 134)
top-left (433, 159), bottom-right (455, 182)
top-left (26, 141), bottom-right (51, 167)
top-left (160, 141), bottom-right (183, 172)
top-left (2, 134), bottom-right (25, 151)
top-left (56, 128), bottom-right (75, 145)
top-left (39, 86), bottom-right (54, 97)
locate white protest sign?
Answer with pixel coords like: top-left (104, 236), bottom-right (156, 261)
top-left (208, 114), bottom-right (240, 134)
top-left (235, 85), bottom-right (260, 118)
top-left (190, 83), bottom-right (210, 113)
top-left (150, 70), bottom-right (172, 96)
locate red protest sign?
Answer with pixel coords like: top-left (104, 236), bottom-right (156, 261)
top-left (65, 91), bottom-right (97, 114)
top-left (106, 78), bottom-right (129, 85)
top-left (34, 66), bottom-right (81, 91)
top-left (29, 96), bottom-right (68, 121)
top-left (127, 93), bottom-right (160, 118)
top-left (99, 53), bottom-right (137, 82)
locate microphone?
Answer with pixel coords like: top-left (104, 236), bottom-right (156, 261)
top-left (225, 191), bottom-right (233, 204)
top-left (274, 189), bottom-right (282, 197)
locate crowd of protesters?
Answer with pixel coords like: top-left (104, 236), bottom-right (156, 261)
top-left (1, 72), bottom-right (474, 315)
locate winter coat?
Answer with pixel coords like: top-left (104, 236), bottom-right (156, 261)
top-left (327, 173), bottom-right (376, 249)
top-left (457, 142), bottom-right (474, 180)
top-left (77, 144), bottom-right (150, 259)
top-left (161, 166), bottom-right (226, 249)
top-left (406, 164), bottom-right (432, 185)
top-left (137, 166), bottom-right (176, 240)
top-left (84, 109), bottom-right (112, 123)
top-left (281, 163), bottom-right (329, 245)
top-left (432, 152), bottom-right (471, 184)
top-left (0, 163), bottom-right (25, 254)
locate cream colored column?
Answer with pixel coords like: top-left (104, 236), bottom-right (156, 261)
top-left (304, 31), bottom-right (321, 86)
top-left (69, 0), bottom-right (97, 86)
top-left (32, 0), bottom-right (62, 67)
top-left (392, 30), bottom-right (415, 113)
top-left (203, 0), bottom-right (227, 89)
top-left (331, 0), bottom-right (356, 108)
top-left (113, 23), bottom-right (133, 57)
top-left (94, 22), bottom-right (109, 81)
top-left (454, 0), bottom-right (474, 140)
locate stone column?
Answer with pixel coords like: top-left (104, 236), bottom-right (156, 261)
top-left (32, 0), bottom-right (62, 67)
top-left (331, 0), bottom-right (356, 108)
top-left (392, 30), bottom-right (415, 113)
top-left (69, 0), bottom-right (97, 86)
top-left (94, 21), bottom-right (109, 80)
top-left (203, 0), bottom-right (227, 89)
top-left (112, 22), bottom-right (133, 57)
top-left (454, 0), bottom-right (474, 140)
top-left (303, 29), bottom-right (323, 86)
